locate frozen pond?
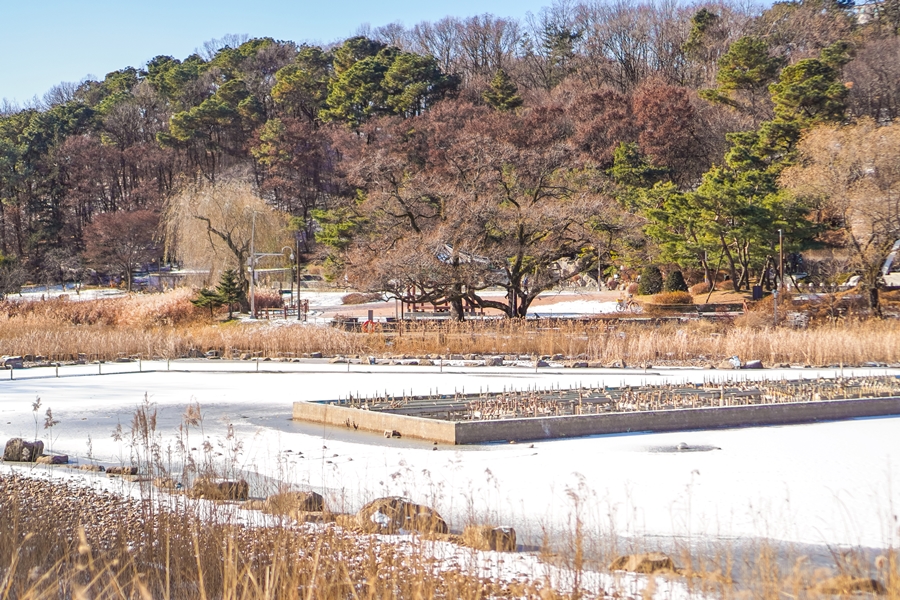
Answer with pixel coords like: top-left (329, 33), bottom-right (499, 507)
top-left (1, 361), bottom-right (898, 551)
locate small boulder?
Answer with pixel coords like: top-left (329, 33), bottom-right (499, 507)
top-left (264, 490), bottom-right (325, 515)
top-left (462, 525), bottom-right (517, 552)
top-left (189, 478), bottom-right (249, 501)
top-left (814, 576), bottom-right (886, 596)
top-left (356, 497), bottom-right (448, 534)
top-left (535, 360), bottom-right (550, 368)
top-left (3, 438), bottom-right (44, 462)
top-left (77, 464), bottom-right (105, 472)
top-left (36, 454), bottom-right (68, 465)
top-left (570, 362), bottom-right (589, 368)
top-left (310, 352), bottom-right (323, 359)
top-left (483, 356), bottom-right (503, 367)
top-left (609, 552), bottom-right (678, 574)
top-left (742, 359), bottom-right (764, 369)
top-left (106, 466), bottom-right (138, 476)
top-left (152, 477), bottom-right (178, 490)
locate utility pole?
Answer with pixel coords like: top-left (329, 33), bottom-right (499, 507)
top-left (249, 211), bottom-right (257, 319)
top-left (296, 230), bottom-right (303, 320)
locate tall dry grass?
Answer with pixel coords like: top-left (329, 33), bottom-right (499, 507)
top-left (1, 291), bottom-right (899, 366)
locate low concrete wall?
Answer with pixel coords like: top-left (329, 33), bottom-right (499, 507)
top-left (294, 397), bottom-right (900, 445)
top-left (454, 397), bottom-right (900, 444)
top-left (292, 401), bottom-right (457, 444)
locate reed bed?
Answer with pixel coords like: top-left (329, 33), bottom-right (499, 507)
top-left (0, 474), bottom-right (547, 600)
top-left (1, 292), bottom-right (900, 366)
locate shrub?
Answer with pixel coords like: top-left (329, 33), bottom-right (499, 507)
top-left (689, 282), bottom-right (710, 296)
top-left (638, 266), bottom-right (663, 295)
top-left (253, 289), bottom-right (284, 310)
top-left (342, 292), bottom-right (384, 305)
top-left (650, 291), bottom-right (693, 305)
top-left (625, 282), bottom-right (639, 295)
top-left (664, 270), bottom-right (688, 292)
top-left (718, 280), bottom-right (735, 291)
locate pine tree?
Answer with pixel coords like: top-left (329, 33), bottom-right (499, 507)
top-left (191, 288), bottom-right (224, 317)
top-left (482, 69), bottom-right (523, 112)
top-left (215, 269), bottom-right (245, 319)
top-left (638, 265), bottom-right (664, 295)
top-left (664, 270), bottom-right (689, 292)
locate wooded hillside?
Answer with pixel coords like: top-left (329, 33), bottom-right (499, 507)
top-left (2, 0), bottom-right (899, 314)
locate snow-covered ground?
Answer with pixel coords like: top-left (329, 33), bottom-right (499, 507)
top-left (529, 299), bottom-right (620, 316)
top-left (1, 361), bottom-right (898, 553)
top-left (12, 284), bottom-right (126, 302)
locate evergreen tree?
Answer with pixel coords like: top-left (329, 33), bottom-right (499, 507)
top-left (664, 270), bottom-right (689, 292)
top-left (638, 265), bottom-right (664, 295)
top-left (482, 69), bottom-right (523, 112)
top-left (215, 268), bottom-right (245, 319)
top-left (191, 287), bottom-right (224, 317)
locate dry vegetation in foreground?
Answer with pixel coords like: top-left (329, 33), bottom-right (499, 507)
top-left (0, 474), bottom-right (549, 600)
top-left (2, 470), bottom-right (898, 600)
top-left (1, 290), bottom-right (900, 366)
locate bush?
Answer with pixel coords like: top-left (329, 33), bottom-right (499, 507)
top-left (625, 282), bottom-right (639, 295)
top-left (638, 265), bottom-right (663, 295)
top-left (253, 289), bottom-right (284, 309)
top-left (717, 280), bottom-right (735, 291)
top-left (650, 291), bottom-right (693, 305)
top-left (664, 270), bottom-right (688, 292)
top-left (689, 282), bottom-right (710, 296)
top-left (342, 292), bottom-right (384, 305)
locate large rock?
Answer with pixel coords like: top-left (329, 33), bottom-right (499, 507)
top-left (462, 525), bottom-right (517, 552)
top-left (814, 576), bottom-right (886, 596)
top-left (742, 359), bottom-right (764, 369)
top-left (3, 438), bottom-right (44, 462)
top-left (189, 478), bottom-right (249, 501)
top-left (1, 356), bottom-right (23, 369)
top-left (356, 497), bottom-right (448, 534)
top-left (609, 552), bottom-right (678, 574)
top-left (264, 490), bottom-right (325, 515)
top-left (483, 357), bottom-right (504, 367)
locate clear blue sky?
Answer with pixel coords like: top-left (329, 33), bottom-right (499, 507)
top-left (1, 0), bottom-right (552, 105)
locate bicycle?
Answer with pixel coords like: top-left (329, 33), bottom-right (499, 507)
top-left (615, 296), bottom-right (643, 313)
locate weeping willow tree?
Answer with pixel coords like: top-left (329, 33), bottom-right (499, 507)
top-left (164, 180), bottom-right (289, 294)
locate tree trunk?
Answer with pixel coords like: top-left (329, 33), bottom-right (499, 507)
top-left (720, 234), bottom-right (740, 291)
top-left (868, 285), bottom-right (881, 318)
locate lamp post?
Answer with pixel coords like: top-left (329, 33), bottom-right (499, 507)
top-left (248, 240), bottom-right (294, 319)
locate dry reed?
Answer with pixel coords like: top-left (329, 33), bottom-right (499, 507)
top-left (1, 292), bottom-right (899, 366)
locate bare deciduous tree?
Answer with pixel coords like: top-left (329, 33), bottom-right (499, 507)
top-left (782, 118), bottom-right (900, 314)
top-left (164, 181), bottom-right (288, 292)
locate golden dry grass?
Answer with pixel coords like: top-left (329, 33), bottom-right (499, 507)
top-left (1, 291), bottom-right (899, 366)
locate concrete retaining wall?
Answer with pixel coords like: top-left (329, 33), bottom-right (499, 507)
top-left (292, 401), bottom-right (458, 444)
top-left (293, 397), bottom-right (900, 445)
